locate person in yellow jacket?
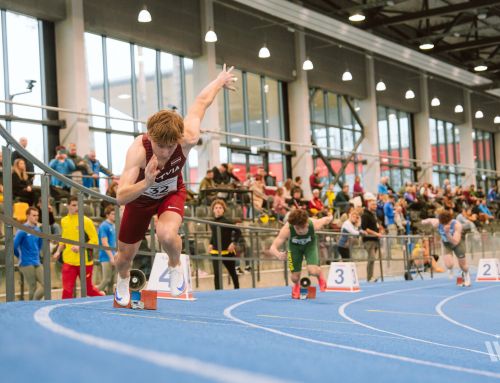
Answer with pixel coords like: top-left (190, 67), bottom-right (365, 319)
top-left (53, 196), bottom-right (104, 298)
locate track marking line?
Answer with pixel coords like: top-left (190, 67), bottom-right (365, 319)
top-left (34, 299), bottom-right (294, 383)
top-left (224, 292), bottom-right (500, 379)
top-left (338, 283), bottom-right (491, 356)
top-left (435, 285), bottom-right (500, 339)
top-left (257, 314), bottom-right (355, 325)
top-left (366, 309), bottom-right (440, 317)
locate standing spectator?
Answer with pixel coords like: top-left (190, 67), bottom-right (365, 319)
top-left (97, 205), bottom-right (117, 295)
top-left (353, 176), bottom-right (364, 198)
top-left (226, 163), bottom-right (241, 185)
top-left (199, 169), bottom-right (217, 204)
top-left (12, 159), bottom-right (40, 206)
top-left (13, 207), bottom-right (44, 300)
top-left (67, 143), bottom-right (92, 179)
top-left (208, 199), bottom-right (240, 290)
top-left (53, 196), bottom-right (104, 299)
top-left (48, 148), bottom-right (75, 200)
top-left (334, 183), bottom-right (351, 214)
top-left (212, 163), bottom-right (230, 185)
top-left (383, 194), bottom-right (397, 235)
top-left (378, 176), bottom-right (389, 195)
top-left (324, 183), bottom-right (335, 211)
top-left (11, 137), bottom-right (34, 181)
top-left (309, 167), bottom-right (324, 191)
top-left (361, 199), bottom-right (383, 282)
top-left (337, 209), bottom-right (364, 260)
top-left (83, 149), bottom-right (114, 189)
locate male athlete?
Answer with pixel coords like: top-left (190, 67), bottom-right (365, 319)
top-left (269, 209), bottom-right (332, 298)
top-left (114, 65), bottom-right (236, 306)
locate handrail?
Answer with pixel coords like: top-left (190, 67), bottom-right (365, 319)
top-left (0, 125), bottom-right (115, 203)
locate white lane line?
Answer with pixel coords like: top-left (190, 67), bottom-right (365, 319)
top-left (223, 294), bottom-right (500, 379)
top-left (435, 285), bottom-right (500, 339)
top-left (338, 283), bottom-right (491, 356)
top-left (366, 309), bottom-right (440, 317)
top-left (34, 300), bottom-right (294, 383)
top-left (257, 314), bottom-right (355, 325)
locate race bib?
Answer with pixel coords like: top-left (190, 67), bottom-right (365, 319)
top-left (143, 176), bottom-right (178, 199)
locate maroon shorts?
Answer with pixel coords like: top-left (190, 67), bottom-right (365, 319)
top-left (118, 189), bottom-right (187, 244)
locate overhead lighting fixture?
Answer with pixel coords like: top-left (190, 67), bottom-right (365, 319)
top-left (302, 58), bottom-right (313, 70)
top-left (342, 69), bottom-right (352, 81)
top-left (138, 5), bottom-right (152, 23)
top-left (454, 104), bottom-right (464, 113)
top-left (494, 116), bottom-right (500, 124)
top-left (431, 97), bottom-right (440, 107)
top-left (204, 27), bottom-right (217, 43)
top-left (405, 89), bottom-right (415, 99)
top-left (376, 80), bottom-right (386, 92)
top-left (354, 100), bottom-right (360, 111)
top-left (258, 43), bottom-right (270, 58)
top-left (477, 11), bottom-right (488, 20)
top-left (118, 94), bottom-right (131, 99)
top-left (419, 42), bottom-right (434, 50)
top-left (474, 64), bottom-right (488, 72)
top-left (475, 110), bottom-right (484, 119)
top-left (349, 12), bottom-right (365, 22)
top-left (231, 137), bottom-right (241, 143)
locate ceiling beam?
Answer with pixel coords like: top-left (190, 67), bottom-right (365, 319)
top-left (362, 0), bottom-right (500, 29)
top-left (432, 35), bottom-right (500, 53)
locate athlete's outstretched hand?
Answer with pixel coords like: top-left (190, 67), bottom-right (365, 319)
top-left (218, 64), bottom-right (237, 91)
top-left (145, 154), bottom-right (160, 186)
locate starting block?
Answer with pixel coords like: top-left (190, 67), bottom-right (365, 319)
top-left (113, 269), bottom-right (158, 310)
top-left (147, 253), bottom-right (196, 300)
top-left (325, 262), bottom-right (361, 292)
top-left (476, 258), bottom-right (500, 282)
top-left (297, 277), bottom-right (316, 300)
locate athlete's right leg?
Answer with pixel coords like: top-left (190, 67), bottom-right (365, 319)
top-left (291, 271), bottom-right (301, 299)
top-left (114, 240), bottom-right (141, 306)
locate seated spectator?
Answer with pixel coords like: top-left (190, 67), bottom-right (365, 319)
top-left (487, 185), bottom-right (499, 203)
top-left (293, 176), bottom-right (304, 197)
top-left (394, 205), bottom-right (407, 234)
top-left (12, 158), bottom-right (40, 206)
top-left (83, 149), bottom-right (114, 189)
top-left (456, 207), bottom-right (478, 233)
top-left (212, 163), bottom-right (230, 185)
top-left (250, 176), bottom-right (269, 213)
top-left (11, 137), bottom-right (34, 182)
top-left (476, 186), bottom-right (485, 199)
top-left (404, 185), bottom-right (417, 204)
top-left (334, 183), bottom-right (350, 214)
top-left (337, 208), bottom-right (364, 260)
top-left (67, 143), bottom-right (92, 182)
top-left (308, 188), bottom-right (325, 217)
top-left (272, 187), bottom-right (289, 221)
top-left (309, 167), bottom-right (325, 191)
top-left (353, 176), bottom-right (364, 198)
top-left (477, 199), bottom-right (494, 222)
top-left (283, 178), bottom-right (293, 200)
top-left (288, 187), bottom-right (305, 210)
top-left (199, 169), bottom-right (217, 204)
top-left (49, 148), bottom-right (75, 200)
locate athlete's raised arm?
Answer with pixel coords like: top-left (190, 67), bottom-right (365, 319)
top-left (116, 136), bottom-right (159, 205)
top-left (182, 64), bottom-right (237, 148)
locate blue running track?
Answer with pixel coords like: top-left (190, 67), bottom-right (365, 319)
top-left (1, 278), bottom-right (499, 383)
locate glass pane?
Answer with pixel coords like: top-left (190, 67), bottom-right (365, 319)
top-left (311, 90), bottom-right (325, 124)
top-left (7, 12), bottom-right (41, 119)
top-left (186, 147), bottom-right (198, 185)
top-left (269, 153), bottom-right (284, 183)
top-left (11, 122), bottom-right (44, 184)
top-left (0, 18), bottom-right (4, 115)
top-left (247, 73), bottom-right (263, 147)
top-left (329, 128), bottom-right (341, 156)
top-left (161, 53), bottom-right (182, 113)
top-left (437, 120), bottom-right (445, 163)
top-left (85, 33), bottom-right (105, 128)
top-left (388, 110), bottom-right (399, 150)
top-left (183, 58), bottom-right (193, 115)
top-left (135, 46), bottom-right (158, 123)
top-left (91, 130), bottom-right (108, 167)
top-left (110, 134), bottom-right (134, 174)
top-left (327, 93), bottom-right (339, 126)
top-left (228, 69), bottom-right (244, 140)
top-left (378, 118), bottom-right (389, 151)
top-left (340, 97), bottom-right (352, 128)
top-left (106, 38), bottom-right (133, 132)
top-left (265, 78), bottom-right (282, 151)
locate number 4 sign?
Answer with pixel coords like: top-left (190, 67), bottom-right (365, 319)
top-left (147, 253), bottom-right (196, 300)
top-left (325, 262), bottom-right (361, 292)
top-left (476, 258), bottom-right (500, 282)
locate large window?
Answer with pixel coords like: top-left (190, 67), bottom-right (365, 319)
top-left (474, 129), bottom-right (495, 190)
top-left (430, 118), bottom-right (461, 186)
top-left (216, 69), bottom-right (287, 184)
top-left (377, 106), bottom-right (414, 191)
top-left (310, 89), bottom-right (363, 188)
top-left (85, 33), bottom-right (187, 177)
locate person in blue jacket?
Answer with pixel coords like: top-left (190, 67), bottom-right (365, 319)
top-left (13, 207), bottom-right (44, 300)
top-left (83, 150), bottom-right (114, 189)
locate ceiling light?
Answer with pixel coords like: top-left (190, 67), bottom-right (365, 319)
top-left (419, 42), bottom-right (434, 50)
top-left (494, 116), bottom-right (500, 124)
top-left (388, 113), bottom-right (397, 120)
top-left (138, 5), bottom-right (152, 23)
top-left (475, 110), bottom-right (484, 119)
top-left (354, 101), bottom-right (360, 111)
top-left (302, 58), bottom-right (313, 70)
top-left (453, 32), bottom-right (461, 38)
top-left (231, 137), bottom-right (241, 143)
top-left (376, 81), bottom-right (386, 91)
top-left (477, 11), bottom-right (488, 20)
top-left (118, 94), bottom-right (131, 99)
top-left (454, 104), bottom-right (463, 113)
top-left (342, 69), bottom-right (352, 81)
top-left (405, 89), bottom-right (415, 99)
top-left (204, 28), bottom-right (217, 43)
top-left (431, 97), bottom-right (440, 107)
top-left (349, 13), bottom-right (365, 22)
top-left (474, 64), bottom-right (488, 72)
top-left (258, 44), bottom-right (270, 58)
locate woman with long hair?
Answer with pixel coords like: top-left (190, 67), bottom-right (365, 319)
top-left (12, 158), bottom-right (39, 206)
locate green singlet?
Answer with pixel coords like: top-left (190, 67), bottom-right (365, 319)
top-left (287, 220), bottom-right (319, 272)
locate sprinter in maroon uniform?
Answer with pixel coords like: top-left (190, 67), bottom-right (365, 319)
top-left (114, 65), bottom-right (236, 306)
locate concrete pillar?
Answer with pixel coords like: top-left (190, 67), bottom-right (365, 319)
top-left (495, 134), bottom-right (500, 182)
top-left (413, 74), bottom-right (433, 183)
top-left (288, 31), bottom-right (313, 199)
top-left (55, 0), bottom-right (90, 153)
top-left (457, 90), bottom-right (475, 186)
top-left (359, 55), bottom-right (380, 194)
top-left (192, 0), bottom-right (220, 181)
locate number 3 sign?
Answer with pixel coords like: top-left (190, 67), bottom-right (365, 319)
top-left (326, 262), bottom-right (361, 292)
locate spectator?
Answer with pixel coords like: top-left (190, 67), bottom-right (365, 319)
top-left (199, 169), bottom-right (217, 204)
top-left (361, 199), bottom-right (383, 282)
top-left (487, 185), bottom-right (499, 203)
top-left (67, 143), bottom-right (92, 180)
top-left (83, 149), bottom-right (114, 189)
top-left (334, 183), bottom-right (350, 214)
top-left (293, 176), bottom-right (304, 197)
top-left (226, 163), bottom-right (241, 184)
top-left (456, 207), bottom-right (478, 233)
top-left (250, 176), bottom-right (269, 213)
top-left (100, 180), bottom-right (118, 217)
top-left (477, 199), bottom-right (494, 222)
top-left (324, 183), bottom-right (335, 211)
top-left (283, 178), bottom-right (293, 199)
top-left (212, 163), bottom-right (230, 185)
top-left (394, 205), bottom-right (407, 234)
top-left (378, 176), bottom-right (389, 195)
top-left (36, 198), bottom-right (61, 236)
top-left (308, 188), bottom-right (325, 217)
top-left (48, 148), bottom-right (75, 200)
top-left (353, 176), bottom-right (364, 198)
top-left (208, 199), bottom-right (240, 290)
top-left (53, 196), bottom-right (104, 299)
top-left (309, 167), bottom-right (324, 191)
top-left (97, 205), bottom-right (117, 295)
top-left (272, 187), bottom-right (288, 221)
top-left (337, 209), bottom-right (364, 260)
top-left (11, 137), bottom-right (34, 181)
top-left (288, 187), bottom-right (305, 210)
top-left (13, 207), bottom-right (44, 300)
top-left (12, 158), bottom-right (40, 206)
top-left (383, 194), bottom-right (397, 234)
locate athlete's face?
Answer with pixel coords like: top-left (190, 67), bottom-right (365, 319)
top-left (293, 223), bottom-right (308, 235)
top-left (150, 139), bottom-right (177, 161)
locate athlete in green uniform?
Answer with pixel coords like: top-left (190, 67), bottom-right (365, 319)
top-left (270, 209), bottom-right (333, 298)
